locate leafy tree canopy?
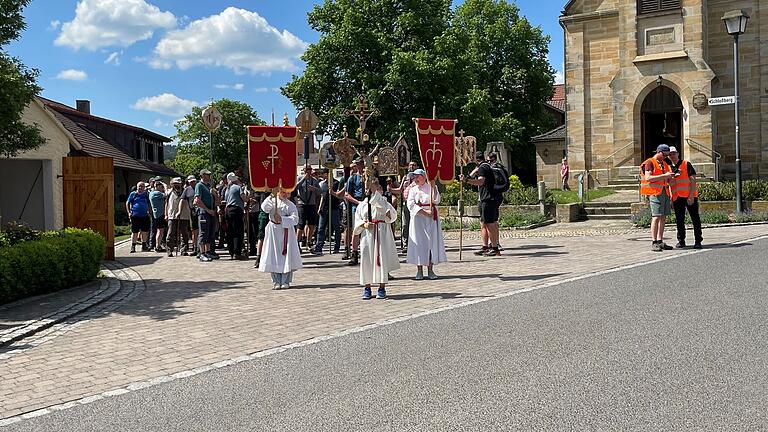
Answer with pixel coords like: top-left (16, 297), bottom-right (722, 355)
top-left (283, 0), bottom-right (554, 181)
top-left (0, 0), bottom-right (46, 157)
top-left (173, 98), bottom-right (266, 179)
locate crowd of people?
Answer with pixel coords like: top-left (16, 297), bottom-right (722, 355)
top-left (124, 152), bottom-right (510, 298)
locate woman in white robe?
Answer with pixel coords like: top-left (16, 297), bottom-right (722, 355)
top-left (406, 169), bottom-right (448, 280)
top-left (258, 191), bottom-right (303, 289)
top-left (353, 182), bottom-right (400, 299)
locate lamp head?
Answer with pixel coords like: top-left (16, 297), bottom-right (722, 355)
top-left (314, 130), bottom-right (324, 142)
top-left (722, 10), bottom-right (749, 36)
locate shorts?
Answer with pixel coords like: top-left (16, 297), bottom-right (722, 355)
top-left (649, 193), bottom-right (671, 217)
top-left (153, 216), bottom-right (167, 230)
top-left (190, 213), bottom-right (199, 230)
top-left (479, 198), bottom-right (501, 224)
top-left (130, 216), bottom-right (151, 233)
top-left (257, 211), bottom-right (269, 240)
top-left (198, 212), bottom-right (216, 245)
top-left (297, 204), bottom-right (319, 229)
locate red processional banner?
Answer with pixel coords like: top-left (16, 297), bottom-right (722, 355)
top-left (247, 125), bottom-right (299, 192)
top-left (414, 118), bottom-right (457, 183)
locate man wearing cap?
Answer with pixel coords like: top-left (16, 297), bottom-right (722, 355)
top-left (461, 152), bottom-right (503, 257)
top-left (224, 172), bottom-right (249, 260)
top-left (344, 158), bottom-right (366, 265)
top-left (186, 175), bottom-right (199, 254)
top-left (166, 177), bottom-right (191, 256)
top-left (147, 176), bottom-right (160, 250)
top-left (668, 147), bottom-right (703, 249)
top-left (194, 169), bottom-right (217, 262)
top-left (295, 164), bottom-right (321, 252)
top-left (640, 144), bottom-right (676, 252)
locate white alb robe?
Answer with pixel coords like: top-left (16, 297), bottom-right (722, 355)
top-left (353, 192), bottom-right (400, 285)
top-left (406, 183), bottom-right (448, 266)
top-left (258, 196), bottom-right (303, 274)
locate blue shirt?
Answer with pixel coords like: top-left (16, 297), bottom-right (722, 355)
top-left (127, 191), bottom-right (149, 217)
top-left (346, 174), bottom-right (364, 199)
top-left (194, 182), bottom-right (213, 210)
top-left (225, 184), bottom-right (244, 209)
top-left (149, 191), bottom-right (166, 218)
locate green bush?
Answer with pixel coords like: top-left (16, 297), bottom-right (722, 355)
top-left (115, 225), bottom-right (132, 237)
top-left (734, 211), bottom-right (768, 223)
top-left (1, 221), bottom-right (41, 246)
top-left (700, 210), bottom-right (730, 224)
top-left (0, 228), bottom-right (105, 305)
top-left (499, 210), bottom-right (547, 228)
top-left (508, 175), bottom-right (524, 191)
top-left (698, 180), bottom-right (768, 202)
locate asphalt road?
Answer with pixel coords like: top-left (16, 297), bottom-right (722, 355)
top-left (7, 237), bottom-right (768, 431)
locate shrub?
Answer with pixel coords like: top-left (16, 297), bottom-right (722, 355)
top-left (700, 211), bottom-right (730, 224)
top-left (0, 228), bottom-right (105, 305)
top-left (115, 225), bottom-right (132, 237)
top-left (742, 180), bottom-right (768, 201)
top-left (1, 221), bottom-right (41, 246)
top-left (734, 211), bottom-right (768, 223)
top-left (697, 180), bottom-right (768, 202)
top-left (630, 207), bottom-right (652, 228)
top-left (508, 175), bottom-right (524, 191)
top-left (499, 210), bottom-right (547, 228)
top-left (504, 187), bottom-right (555, 205)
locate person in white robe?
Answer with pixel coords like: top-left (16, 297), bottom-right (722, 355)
top-left (353, 181), bottom-right (400, 300)
top-left (406, 169), bottom-right (448, 280)
top-left (257, 191), bottom-right (303, 289)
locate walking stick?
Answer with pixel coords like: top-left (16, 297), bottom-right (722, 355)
top-left (328, 169), bottom-right (333, 255)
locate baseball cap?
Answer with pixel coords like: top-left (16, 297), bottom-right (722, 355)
top-left (412, 168), bottom-right (426, 177)
top-left (199, 168), bottom-right (212, 175)
top-left (226, 172), bottom-right (238, 183)
top-left (656, 144), bottom-right (671, 153)
top-left (171, 177), bottom-right (183, 184)
top-left (186, 175), bottom-right (197, 182)
top-left (669, 146), bottom-right (678, 153)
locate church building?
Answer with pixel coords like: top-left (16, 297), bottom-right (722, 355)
top-left (539, 0), bottom-right (767, 186)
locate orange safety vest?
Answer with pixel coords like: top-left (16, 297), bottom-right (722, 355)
top-left (670, 160), bottom-right (699, 200)
top-left (639, 157), bottom-right (671, 196)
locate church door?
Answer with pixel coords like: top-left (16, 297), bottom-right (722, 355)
top-left (641, 86), bottom-right (683, 159)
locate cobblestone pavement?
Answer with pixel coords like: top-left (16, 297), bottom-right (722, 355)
top-left (0, 224), bottom-right (765, 420)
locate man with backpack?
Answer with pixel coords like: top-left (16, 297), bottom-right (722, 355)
top-left (126, 181), bottom-right (151, 253)
top-left (460, 152), bottom-right (508, 257)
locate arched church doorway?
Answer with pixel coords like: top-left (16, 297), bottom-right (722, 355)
top-left (641, 85), bottom-right (683, 159)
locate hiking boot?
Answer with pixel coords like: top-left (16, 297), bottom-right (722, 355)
top-left (376, 287), bottom-right (386, 299)
top-left (693, 242), bottom-right (703, 249)
top-left (427, 269), bottom-right (438, 280)
top-left (415, 269), bottom-right (424, 280)
top-left (675, 241), bottom-right (686, 249)
top-left (362, 287), bottom-right (372, 300)
top-left (651, 242), bottom-right (662, 252)
top-left (483, 248), bottom-right (501, 257)
top-left (661, 243), bottom-right (673, 250)
top-left (473, 247), bottom-right (489, 256)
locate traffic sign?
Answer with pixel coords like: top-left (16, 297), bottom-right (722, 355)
top-left (708, 96), bottom-right (736, 106)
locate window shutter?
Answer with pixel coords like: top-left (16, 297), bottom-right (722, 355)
top-left (638, 0), bottom-right (681, 14)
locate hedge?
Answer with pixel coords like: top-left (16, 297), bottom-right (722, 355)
top-left (0, 228), bottom-right (105, 305)
top-left (699, 180), bottom-right (768, 201)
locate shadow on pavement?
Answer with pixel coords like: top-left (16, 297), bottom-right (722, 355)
top-left (386, 292), bottom-right (491, 301)
top-left (703, 242), bottom-right (752, 249)
top-left (511, 244), bottom-right (565, 250)
top-left (502, 251), bottom-right (568, 258)
top-left (499, 273), bottom-right (567, 282)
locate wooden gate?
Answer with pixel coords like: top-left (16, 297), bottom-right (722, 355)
top-left (63, 157), bottom-right (115, 260)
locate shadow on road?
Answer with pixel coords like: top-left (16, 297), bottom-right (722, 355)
top-left (499, 273), bottom-right (566, 282)
top-left (386, 292), bottom-right (491, 301)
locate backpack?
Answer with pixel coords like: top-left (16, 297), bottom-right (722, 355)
top-left (486, 162), bottom-right (510, 193)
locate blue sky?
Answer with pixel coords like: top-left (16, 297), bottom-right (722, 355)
top-left (9, 0), bottom-right (565, 142)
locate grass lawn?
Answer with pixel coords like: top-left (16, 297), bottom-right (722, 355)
top-left (115, 234), bottom-right (131, 242)
top-left (549, 188), bottom-right (615, 204)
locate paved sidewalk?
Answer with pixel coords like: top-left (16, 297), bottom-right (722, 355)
top-left (0, 224), bottom-right (765, 420)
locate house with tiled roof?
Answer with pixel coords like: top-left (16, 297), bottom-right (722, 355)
top-left (0, 97), bottom-right (177, 230)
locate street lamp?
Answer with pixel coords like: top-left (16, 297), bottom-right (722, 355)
top-left (722, 9), bottom-right (749, 213)
top-left (314, 130), bottom-right (324, 165)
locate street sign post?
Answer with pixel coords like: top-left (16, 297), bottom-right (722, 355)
top-left (708, 96), bottom-right (736, 106)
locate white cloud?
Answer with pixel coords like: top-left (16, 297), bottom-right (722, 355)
top-left (48, 20), bottom-right (61, 31)
top-left (253, 87), bottom-right (269, 93)
top-left (214, 83), bottom-right (245, 90)
top-left (56, 69), bottom-right (88, 81)
top-left (150, 7), bottom-right (307, 74)
top-left (554, 71), bottom-right (564, 85)
top-left (132, 93), bottom-right (198, 117)
top-left (105, 51), bottom-right (122, 65)
top-left (55, 0), bottom-right (176, 50)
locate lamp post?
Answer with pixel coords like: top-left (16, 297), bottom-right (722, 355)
top-left (722, 9), bottom-right (749, 214)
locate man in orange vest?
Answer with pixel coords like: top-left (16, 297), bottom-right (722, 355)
top-left (668, 146), bottom-right (703, 249)
top-left (640, 144), bottom-right (676, 252)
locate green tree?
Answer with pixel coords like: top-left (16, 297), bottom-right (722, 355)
top-left (173, 99), bottom-right (266, 176)
top-left (283, 0), bottom-right (554, 182)
top-left (0, 0), bottom-right (46, 157)
top-left (166, 152), bottom-right (210, 179)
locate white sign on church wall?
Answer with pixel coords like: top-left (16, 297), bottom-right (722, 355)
top-left (708, 96), bottom-right (736, 106)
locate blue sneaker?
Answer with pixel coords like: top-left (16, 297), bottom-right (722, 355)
top-left (362, 287), bottom-right (372, 300)
top-left (376, 287), bottom-right (386, 299)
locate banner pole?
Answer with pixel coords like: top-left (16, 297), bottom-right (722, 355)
top-left (459, 169), bottom-right (464, 262)
top-left (328, 169), bottom-right (333, 255)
